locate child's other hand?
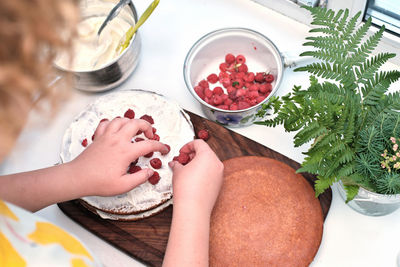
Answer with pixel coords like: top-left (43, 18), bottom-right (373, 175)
top-left (68, 118), bottom-right (168, 197)
top-left (168, 139), bottom-right (224, 217)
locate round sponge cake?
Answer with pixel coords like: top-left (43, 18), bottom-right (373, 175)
top-left (210, 156), bottom-right (323, 267)
top-left (60, 89), bottom-right (194, 217)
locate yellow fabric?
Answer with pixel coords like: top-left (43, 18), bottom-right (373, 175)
top-left (28, 221), bottom-right (94, 260)
top-left (0, 200), bottom-right (19, 221)
top-left (71, 258), bottom-right (91, 267)
top-left (0, 232), bottom-right (26, 267)
top-left (0, 200), bottom-right (98, 266)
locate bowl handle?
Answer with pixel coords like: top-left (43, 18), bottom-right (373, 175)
top-left (281, 51), bottom-right (312, 69)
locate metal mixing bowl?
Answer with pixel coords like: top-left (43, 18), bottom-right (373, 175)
top-left (54, 0), bottom-right (141, 92)
top-left (183, 27), bottom-right (284, 127)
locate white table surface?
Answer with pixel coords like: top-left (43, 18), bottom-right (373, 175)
top-left (1, 0), bottom-right (400, 266)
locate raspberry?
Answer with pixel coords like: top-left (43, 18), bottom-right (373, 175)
top-left (135, 137), bottom-right (145, 142)
top-left (177, 152), bottom-right (190, 165)
top-left (225, 53), bottom-right (235, 64)
top-left (150, 158), bottom-right (162, 169)
top-left (152, 127), bottom-right (157, 134)
top-left (249, 84), bottom-right (259, 91)
top-left (152, 134), bottom-right (160, 141)
top-left (265, 74), bottom-right (275, 83)
top-left (236, 55), bottom-right (246, 64)
top-left (124, 109), bottom-right (135, 119)
top-left (212, 95), bottom-right (223, 105)
top-left (204, 88), bottom-right (213, 98)
top-left (236, 89), bottom-right (246, 97)
top-left (144, 151), bottom-right (154, 158)
top-left (197, 129), bottom-right (209, 140)
top-left (259, 83), bottom-right (272, 93)
top-left (81, 138), bottom-right (88, 147)
top-left (236, 72), bottom-right (245, 79)
top-left (229, 103), bottom-right (238, 110)
top-left (161, 144), bottom-right (171, 155)
top-left (148, 171), bottom-right (160, 185)
top-left (224, 98), bottom-right (233, 106)
top-left (217, 105), bottom-right (229, 110)
top-left (244, 72), bottom-right (255, 83)
top-left (255, 72), bottom-right (265, 83)
top-left (213, 86), bottom-right (224, 96)
top-left (221, 78), bottom-right (231, 88)
top-left (172, 156), bottom-right (179, 161)
top-left (219, 63), bottom-right (228, 72)
top-left (248, 91), bottom-right (259, 99)
top-left (256, 95), bottom-right (266, 103)
top-left (128, 165), bottom-right (141, 174)
top-left (140, 114), bottom-right (154, 124)
top-left (237, 63), bottom-right (248, 73)
top-left (207, 73), bottom-right (219, 84)
top-left (198, 79), bottom-right (209, 89)
top-left (136, 130), bottom-right (143, 135)
top-left (238, 101), bottom-right (251, 110)
top-left (194, 86), bottom-right (205, 99)
top-left (232, 79), bottom-right (243, 89)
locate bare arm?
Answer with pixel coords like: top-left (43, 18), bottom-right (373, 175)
top-left (163, 140), bottom-right (224, 267)
top-left (0, 118), bottom-right (168, 212)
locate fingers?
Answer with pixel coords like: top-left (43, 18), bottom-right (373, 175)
top-left (119, 119), bottom-right (153, 140)
top-left (93, 119), bottom-right (109, 140)
top-left (168, 160), bottom-right (183, 172)
top-left (179, 139), bottom-right (208, 154)
top-left (130, 139), bottom-right (169, 158)
top-left (120, 168), bottom-right (154, 190)
top-left (104, 117), bottom-right (130, 134)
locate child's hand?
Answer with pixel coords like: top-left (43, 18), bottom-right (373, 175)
top-left (168, 139), bottom-right (224, 217)
top-left (68, 118), bottom-right (169, 197)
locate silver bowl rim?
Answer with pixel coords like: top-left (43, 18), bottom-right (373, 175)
top-left (183, 27), bottom-right (284, 114)
top-left (53, 1), bottom-right (139, 74)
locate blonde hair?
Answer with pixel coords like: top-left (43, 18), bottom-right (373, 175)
top-left (0, 0), bottom-right (78, 160)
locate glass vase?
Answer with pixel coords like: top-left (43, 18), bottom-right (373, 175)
top-left (337, 181), bottom-right (400, 216)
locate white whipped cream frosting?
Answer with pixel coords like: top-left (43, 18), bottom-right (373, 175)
top-left (60, 90), bottom-right (194, 214)
top-left (54, 15), bottom-right (131, 71)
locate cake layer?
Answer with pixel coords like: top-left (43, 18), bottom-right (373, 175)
top-left (60, 89), bottom-right (194, 215)
top-left (210, 156), bottom-right (323, 267)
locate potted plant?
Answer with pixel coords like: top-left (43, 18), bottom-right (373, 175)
top-left (256, 6), bottom-right (400, 216)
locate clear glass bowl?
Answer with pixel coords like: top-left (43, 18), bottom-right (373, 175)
top-left (337, 181), bottom-right (400, 216)
top-left (183, 27), bottom-right (284, 127)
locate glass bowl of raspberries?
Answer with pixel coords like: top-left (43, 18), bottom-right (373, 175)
top-left (183, 27), bottom-right (283, 127)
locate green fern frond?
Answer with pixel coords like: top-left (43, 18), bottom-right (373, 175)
top-left (293, 121), bottom-right (327, 147)
top-left (340, 11), bottom-right (361, 41)
top-left (342, 184), bottom-right (359, 202)
top-left (356, 52), bottom-right (396, 84)
top-left (344, 17), bottom-right (372, 54)
top-left (314, 175), bottom-right (337, 196)
top-left (294, 62), bottom-right (347, 81)
top-left (345, 26), bottom-right (385, 67)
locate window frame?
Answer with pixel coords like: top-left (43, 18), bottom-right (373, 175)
top-left (251, 0), bottom-right (400, 65)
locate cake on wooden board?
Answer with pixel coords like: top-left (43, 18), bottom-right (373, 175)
top-left (60, 90), bottom-right (194, 219)
top-left (210, 156), bottom-right (323, 267)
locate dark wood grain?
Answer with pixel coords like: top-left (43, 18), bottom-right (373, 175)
top-left (58, 111), bottom-right (332, 267)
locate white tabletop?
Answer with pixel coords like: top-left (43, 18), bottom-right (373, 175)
top-left (1, 0), bottom-right (400, 266)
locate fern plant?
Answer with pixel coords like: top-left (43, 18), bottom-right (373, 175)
top-left (256, 6), bottom-right (400, 201)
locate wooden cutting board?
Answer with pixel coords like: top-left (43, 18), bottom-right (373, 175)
top-left (58, 111), bottom-right (332, 267)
